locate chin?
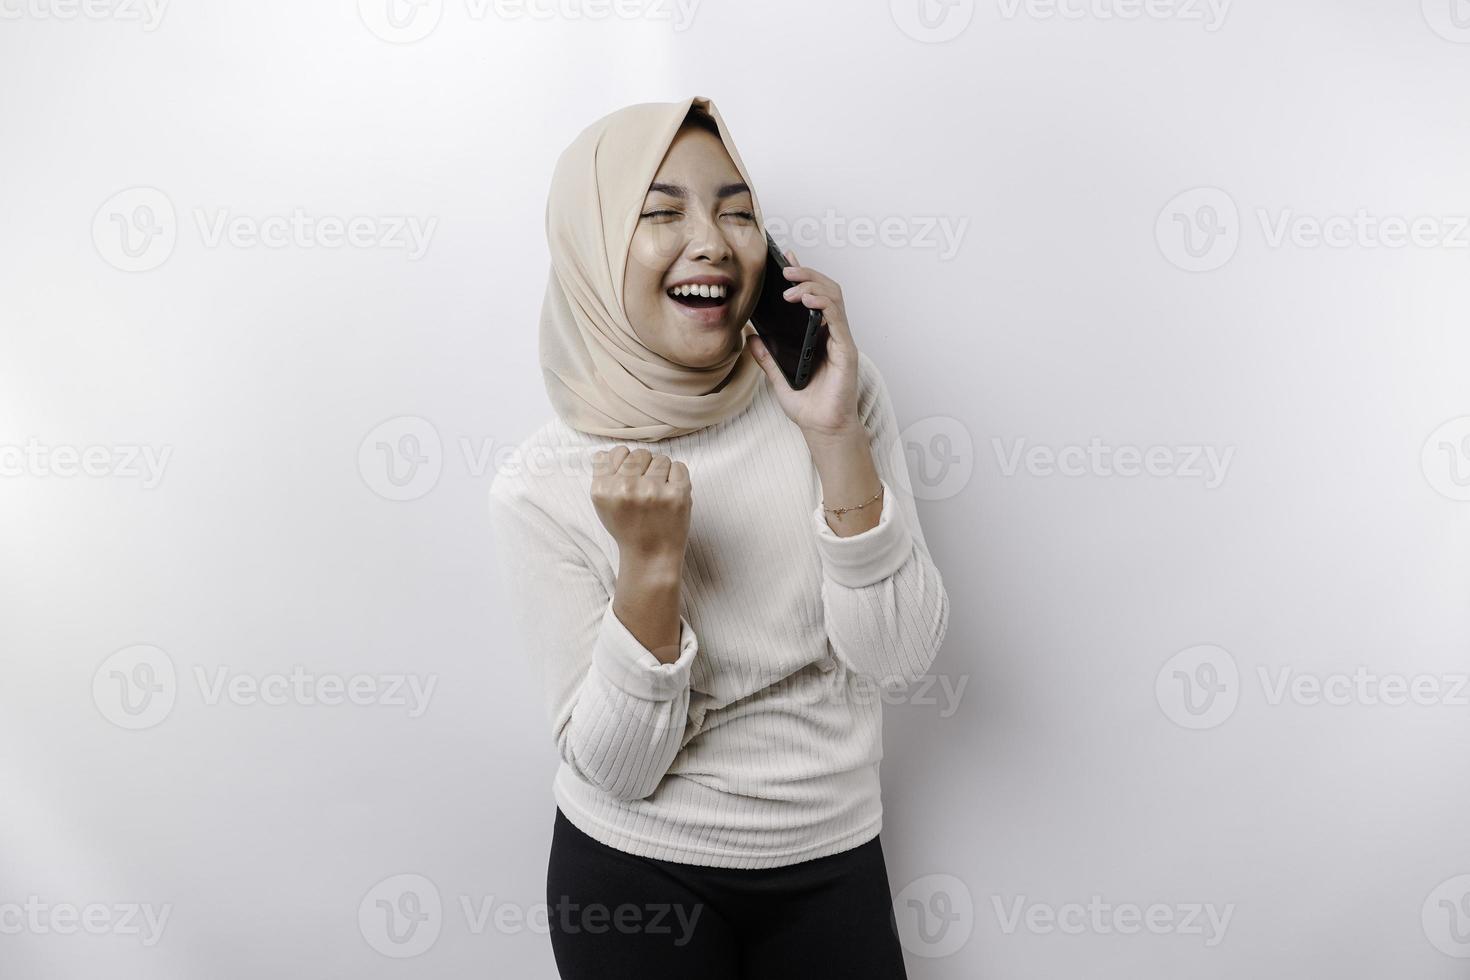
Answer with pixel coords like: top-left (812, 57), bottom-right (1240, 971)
top-left (672, 330), bottom-right (742, 367)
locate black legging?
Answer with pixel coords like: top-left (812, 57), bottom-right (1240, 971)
top-left (546, 808), bottom-right (910, 979)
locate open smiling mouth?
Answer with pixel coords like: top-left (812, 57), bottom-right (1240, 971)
top-left (666, 283), bottom-right (731, 310)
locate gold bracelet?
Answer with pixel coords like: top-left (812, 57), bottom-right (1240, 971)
top-left (822, 484), bottom-right (883, 516)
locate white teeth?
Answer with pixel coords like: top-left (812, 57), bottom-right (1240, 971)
top-left (668, 283), bottom-right (728, 299)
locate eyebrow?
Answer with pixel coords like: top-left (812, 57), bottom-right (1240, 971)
top-left (646, 181), bottom-right (750, 200)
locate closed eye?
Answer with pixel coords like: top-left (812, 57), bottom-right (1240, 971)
top-left (641, 209), bottom-right (756, 220)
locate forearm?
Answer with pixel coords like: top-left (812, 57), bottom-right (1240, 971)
top-left (805, 425), bottom-right (884, 537)
top-left (821, 556), bottom-right (950, 688)
top-left (489, 469), bottom-right (697, 804)
top-left (560, 555), bottom-right (698, 801)
top-left (558, 596), bottom-right (696, 802)
top-left (613, 551), bottom-right (685, 664)
top-left (804, 380), bottom-right (950, 687)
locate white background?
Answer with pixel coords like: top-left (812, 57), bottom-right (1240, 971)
top-left (3, 0), bottom-right (1469, 976)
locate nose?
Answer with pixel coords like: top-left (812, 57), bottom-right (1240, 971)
top-left (685, 210), bottom-right (733, 263)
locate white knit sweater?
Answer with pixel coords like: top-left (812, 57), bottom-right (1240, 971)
top-left (487, 350), bottom-right (950, 869)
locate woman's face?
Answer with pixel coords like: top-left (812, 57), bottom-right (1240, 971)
top-left (622, 124), bottom-right (766, 368)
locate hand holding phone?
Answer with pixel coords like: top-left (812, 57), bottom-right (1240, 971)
top-left (749, 232), bottom-right (828, 390)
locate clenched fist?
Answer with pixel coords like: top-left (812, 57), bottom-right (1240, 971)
top-left (591, 446), bottom-right (692, 566)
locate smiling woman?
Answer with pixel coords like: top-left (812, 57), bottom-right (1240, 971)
top-left (491, 95), bottom-right (948, 980)
top-left (536, 98), bottom-right (768, 442)
top-left (621, 108), bottom-right (766, 368)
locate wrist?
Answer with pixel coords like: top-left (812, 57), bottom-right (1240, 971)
top-left (801, 421), bottom-right (868, 451)
top-left (618, 549), bottom-right (685, 587)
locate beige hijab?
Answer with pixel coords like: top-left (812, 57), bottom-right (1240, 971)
top-left (539, 95), bottom-right (765, 442)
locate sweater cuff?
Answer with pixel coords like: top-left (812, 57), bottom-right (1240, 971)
top-left (811, 477), bottom-right (915, 589)
top-left (592, 600), bottom-right (697, 701)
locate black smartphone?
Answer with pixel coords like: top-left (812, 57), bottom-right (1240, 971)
top-left (749, 232), bottom-right (828, 390)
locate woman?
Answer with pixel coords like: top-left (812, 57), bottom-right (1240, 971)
top-left (487, 95), bottom-right (950, 979)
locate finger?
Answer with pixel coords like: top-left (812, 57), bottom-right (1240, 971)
top-left (646, 454), bottom-right (671, 482)
top-left (800, 293), bottom-right (853, 344)
top-left (819, 301), bottom-right (855, 350)
top-left (782, 264), bottom-right (838, 292)
top-left (616, 447), bottom-right (652, 476)
top-left (669, 460), bottom-right (691, 489)
top-left (782, 281), bottom-right (827, 303)
top-left (592, 449), bottom-right (611, 477)
top-left (598, 446), bottom-right (630, 476)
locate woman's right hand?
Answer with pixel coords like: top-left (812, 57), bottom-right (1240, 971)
top-left (591, 447), bottom-right (692, 570)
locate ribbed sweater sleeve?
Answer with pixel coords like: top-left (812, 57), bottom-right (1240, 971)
top-left (487, 482), bottom-right (699, 802)
top-left (810, 352), bottom-right (951, 689)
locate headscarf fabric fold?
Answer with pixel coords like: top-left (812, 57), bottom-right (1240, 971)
top-left (539, 95), bottom-right (764, 442)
